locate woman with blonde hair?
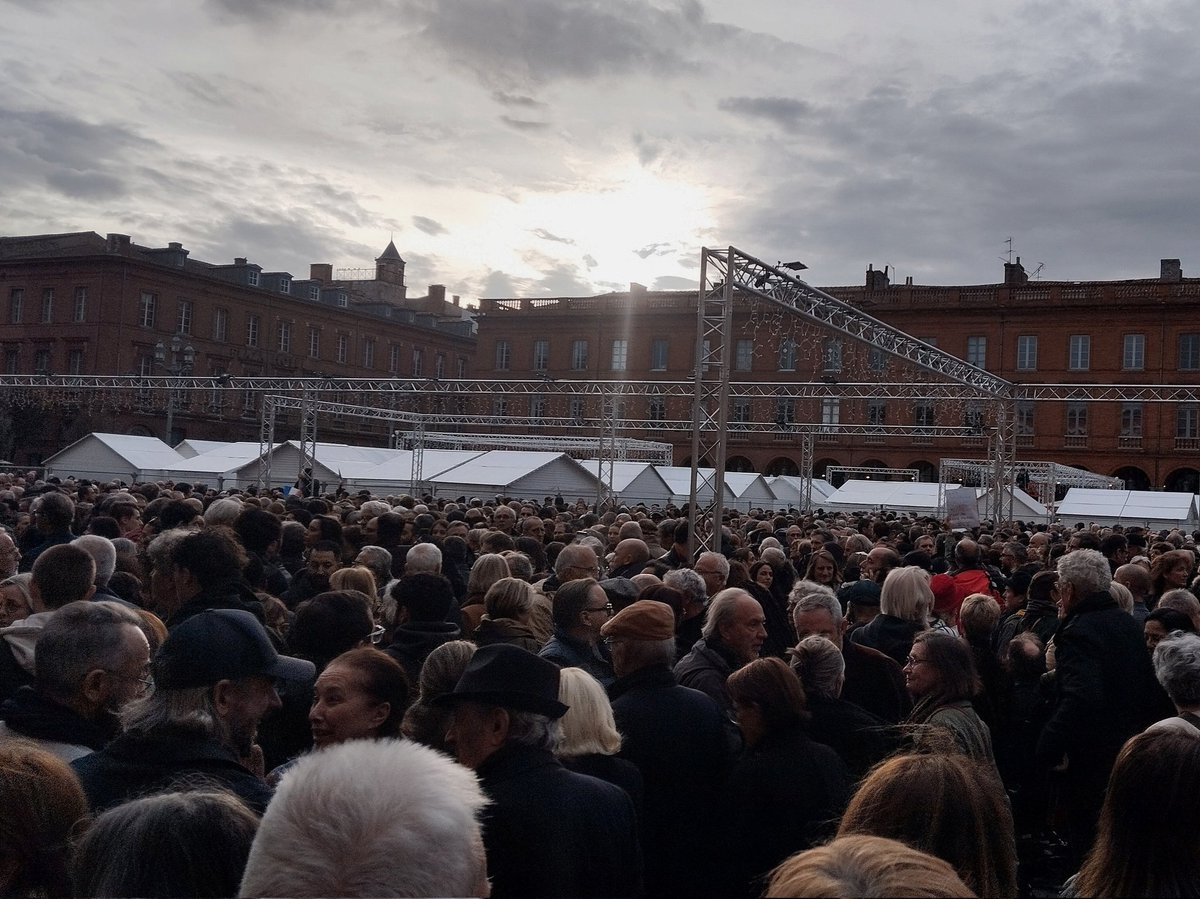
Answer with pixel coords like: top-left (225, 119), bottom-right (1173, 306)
top-left (1151, 549), bottom-right (1196, 604)
top-left (474, 576), bottom-right (542, 652)
top-left (556, 667), bottom-right (642, 806)
top-left (837, 751), bottom-right (1017, 898)
top-left (330, 565), bottom-right (379, 605)
top-left (849, 565), bottom-right (933, 667)
top-left (461, 553), bottom-right (511, 634)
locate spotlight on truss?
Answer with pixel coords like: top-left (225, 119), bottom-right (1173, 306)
top-left (779, 260), bottom-right (808, 271)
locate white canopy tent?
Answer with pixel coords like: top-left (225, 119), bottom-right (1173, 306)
top-left (429, 451), bottom-right (601, 501)
top-left (1057, 488), bottom-right (1198, 530)
top-left (580, 461), bottom-right (674, 508)
top-left (43, 433), bottom-right (184, 483)
top-left (976, 486), bottom-right (1051, 525)
top-left (765, 476), bottom-right (836, 509)
top-left (824, 479), bottom-right (973, 515)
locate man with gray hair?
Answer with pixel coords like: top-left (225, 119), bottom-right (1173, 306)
top-left (1036, 548), bottom-right (1171, 864)
top-left (439, 644), bottom-right (640, 898)
top-left (403, 541), bottom-right (442, 577)
top-left (673, 587), bottom-right (766, 716)
top-left (790, 580), bottom-right (909, 723)
top-left (1148, 631), bottom-right (1200, 736)
top-left (353, 544), bottom-right (393, 596)
top-left (72, 535), bottom-right (120, 601)
top-left (664, 566), bottom-right (707, 658)
top-left (0, 600), bottom-right (150, 762)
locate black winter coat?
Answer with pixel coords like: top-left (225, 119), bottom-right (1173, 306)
top-left (477, 744), bottom-right (641, 899)
top-left (848, 612), bottom-right (924, 668)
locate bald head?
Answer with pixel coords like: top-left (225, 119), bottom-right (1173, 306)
top-left (1113, 563), bottom-right (1151, 603)
top-left (612, 538), bottom-right (650, 569)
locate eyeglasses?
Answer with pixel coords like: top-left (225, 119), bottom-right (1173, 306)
top-left (369, 624), bottom-right (385, 645)
top-left (585, 603), bottom-right (614, 615)
top-left (107, 670), bottom-right (155, 695)
top-left (903, 656), bottom-right (931, 668)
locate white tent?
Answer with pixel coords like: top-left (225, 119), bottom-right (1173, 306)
top-left (824, 480), bottom-right (965, 515)
top-left (580, 460), bottom-right (674, 508)
top-left (43, 433), bottom-right (184, 483)
top-left (1057, 488), bottom-right (1198, 530)
top-left (652, 466), bottom-right (779, 512)
top-left (174, 439), bottom-right (243, 459)
top-left (765, 476), bottom-right (836, 509)
top-left (976, 486), bottom-right (1051, 525)
top-left (430, 451), bottom-right (601, 501)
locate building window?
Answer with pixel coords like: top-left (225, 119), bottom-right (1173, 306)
top-left (775, 399), bottom-right (795, 427)
top-left (139, 291), bottom-right (157, 328)
top-left (309, 285), bottom-right (321, 301)
top-left (778, 338), bottom-right (796, 371)
top-left (823, 339), bottom-right (843, 373)
top-left (1179, 334), bottom-right (1200, 371)
top-left (277, 321), bottom-right (291, 353)
top-left (1016, 335), bottom-right (1037, 371)
top-left (246, 314), bottom-right (260, 347)
top-left (867, 400), bottom-right (887, 429)
top-left (531, 394), bottom-right (546, 423)
top-left (457, 357), bottom-right (467, 379)
top-left (732, 400), bottom-right (752, 427)
top-left (337, 291), bottom-right (348, 308)
top-left (648, 394), bottom-right (666, 421)
top-left (650, 338), bottom-right (668, 371)
top-left (40, 288), bottom-right (53, 323)
top-left (492, 398), bottom-right (508, 417)
top-left (1123, 334), bottom-right (1145, 371)
top-left (735, 339), bottom-right (753, 372)
top-left (915, 403), bottom-right (935, 432)
top-left (1068, 335), bottom-right (1090, 371)
top-left (33, 348), bottom-right (50, 374)
top-left (176, 299), bottom-right (193, 336)
top-left (1066, 403), bottom-right (1088, 435)
top-left (279, 277), bottom-right (291, 294)
top-left (964, 402), bottom-right (984, 433)
top-left (570, 398), bottom-right (585, 423)
top-left (435, 353), bottom-right (446, 379)
top-left (308, 328), bottom-right (320, 359)
top-left (820, 397), bottom-right (840, 431)
top-left (212, 308), bottom-right (228, 342)
top-left (1121, 402), bottom-right (1143, 437)
top-left (389, 344), bottom-right (402, 373)
top-left (73, 287), bottom-right (87, 322)
top-left (611, 339), bottom-right (628, 371)
top-left (412, 348), bottom-right (423, 377)
top-left (68, 348), bottom-right (84, 375)
top-left (571, 339), bottom-right (588, 371)
top-left (1178, 404), bottom-right (1200, 440)
top-left (919, 336), bottom-right (939, 348)
top-left (247, 270), bottom-right (259, 287)
top-left (869, 347), bottom-right (887, 374)
top-left (363, 339), bottom-right (375, 369)
top-left (337, 334), bottom-right (348, 364)
top-left (1016, 401), bottom-right (1035, 436)
top-left (495, 340), bottom-right (511, 371)
top-left (9, 289), bottom-right (23, 324)
top-left (966, 336), bottom-right (987, 368)
top-left (137, 354), bottom-right (155, 376)
top-left (531, 339), bottom-right (549, 371)
top-left (4, 349), bottom-right (17, 374)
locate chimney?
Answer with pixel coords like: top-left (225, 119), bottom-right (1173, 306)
top-left (1004, 256), bottom-right (1028, 287)
top-left (105, 233), bottom-right (131, 253)
top-left (905, 276), bottom-right (913, 286)
top-left (429, 284), bottom-right (446, 303)
top-left (452, 294), bottom-right (461, 306)
top-left (1161, 258), bottom-right (1183, 282)
top-left (234, 257), bottom-right (247, 266)
top-left (865, 264), bottom-right (889, 291)
top-left (310, 263), bottom-right (333, 282)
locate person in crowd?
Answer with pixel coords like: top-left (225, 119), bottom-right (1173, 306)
top-left (675, 587), bottom-right (768, 716)
top-left (1150, 548), bottom-right (1195, 604)
top-left (241, 739), bottom-right (490, 898)
top-left (744, 558), bottom-right (794, 659)
top-left (438, 643), bottom-right (641, 898)
top-left (0, 572), bottom-right (32, 629)
top-left (555, 665), bottom-right (643, 807)
top-left (474, 576), bottom-right (542, 652)
top-left (959, 592), bottom-right (1004, 725)
top-left (329, 565), bottom-right (379, 611)
top-left (1157, 586), bottom-right (1200, 631)
top-left (165, 527), bottom-right (266, 628)
top-left (1113, 561), bottom-right (1152, 624)
top-left (401, 639), bottom-right (476, 753)
top-left (461, 552), bottom-right (511, 634)
top-left (1144, 605), bottom-right (1196, 652)
top-left (1036, 548), bottom-right (1172, 864)
top-left (0, 543), bottom-right (97, 702)
top-left (306, 646), bottom-right (409, 755)
top-left (72, 790), bottom-right (260, 898)
top-left (234, 507), bottom-right (291, 597)
top-left (802, 548), bottom-right (840, 589)
top-left (850, 565), bottom-right (933, 667)
top-left (353, 544), bottom-right (394, 598)
top-left (904, 630), bottom-right (994, 763)
top-left (539, 577), bottom-right (615, 685)
top-left (72, 608), bottom-right (314, 813)
top-left (1067, 730), bottom-right (1200, 898)
top-left (720, 657), bottom-right (851, 898)
top-left (0, 742), bottom-right (89, 898)
top-left (0, 600), bottom-right (150, 762)
top-left (837, 751), bottom-right (1018, 898)
top-left (18, 491), bottom-right (75, 573)
top-left (763, 834), bottom-right (975, 899)
top-left (384, 573), bottom-right (462, 684)
top-left (788, 634), bottom-right (896, 777)
top-left (602, 599), bottom-right (734, 898)
top-left (281, 538), bottom-right (342, 609)
top-left (0, 531), bottom-right (20, 580)
top-left (664, 566), bottom-right (707, 658)
top-left (1147, 630), bottom-right (1200, 735)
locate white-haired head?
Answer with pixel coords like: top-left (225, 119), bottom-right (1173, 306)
top-left (239, 739), bottom-right (488, 898)
top-left (404, 542), bottom-right (443, 576)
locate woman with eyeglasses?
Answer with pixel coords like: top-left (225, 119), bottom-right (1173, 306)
top-left (903, 630), bottom-right (995, 764)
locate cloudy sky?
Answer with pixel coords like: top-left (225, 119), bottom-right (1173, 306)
top-left (3, 0), bottom-right (1197, 302)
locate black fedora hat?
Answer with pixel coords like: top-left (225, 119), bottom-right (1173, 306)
top-left (435, 644), bottom-right (569, 719)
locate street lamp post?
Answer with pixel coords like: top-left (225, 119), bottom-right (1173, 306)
top-left (154, 335), bottom-right (195, 446)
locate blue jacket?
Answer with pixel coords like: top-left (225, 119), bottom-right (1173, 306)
top-left (539, 629), bottom-right (614, 686)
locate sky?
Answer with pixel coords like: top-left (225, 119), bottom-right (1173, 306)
top-left (2, 0), bottom-right (1198, 304)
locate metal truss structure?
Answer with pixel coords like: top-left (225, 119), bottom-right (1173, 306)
top-left (395, 430), bottom-right (671, 463)
top-left (940, 458), bottom-right (1123, 521)
top-left (827, 465), bottom-right (919, 483)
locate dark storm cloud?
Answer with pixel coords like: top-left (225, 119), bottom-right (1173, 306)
top-left (716, 96), bottom-right (816, 133)
top-left (413, 215), bottom-right (447, 236)
top-left (406, 0), bottom-right (715, 88)
top-left (199, 217), bottom-right (375, 273)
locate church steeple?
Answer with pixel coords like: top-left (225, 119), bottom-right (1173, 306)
top-left (375, 239), bottom-right (406, 286)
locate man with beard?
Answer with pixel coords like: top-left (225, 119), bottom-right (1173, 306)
top-left (72, 608), bottom-right (314, 813)
top-left (0, 600), bottom-right (149, 761)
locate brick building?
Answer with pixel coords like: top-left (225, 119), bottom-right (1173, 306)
top-left (0, 231), bottom-right (475, 463)
top-left (476, 258), bottom-right (1200, 494)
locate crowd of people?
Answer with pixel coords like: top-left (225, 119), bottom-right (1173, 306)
top-left (0, 469), bottom-right (1198, 897)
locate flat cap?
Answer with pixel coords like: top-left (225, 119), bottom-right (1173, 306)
top-left (601, 600), bottom-right (675, 641)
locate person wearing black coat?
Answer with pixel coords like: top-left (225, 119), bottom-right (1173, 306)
top-left (1035, 550), bottom-right (1173, 864)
